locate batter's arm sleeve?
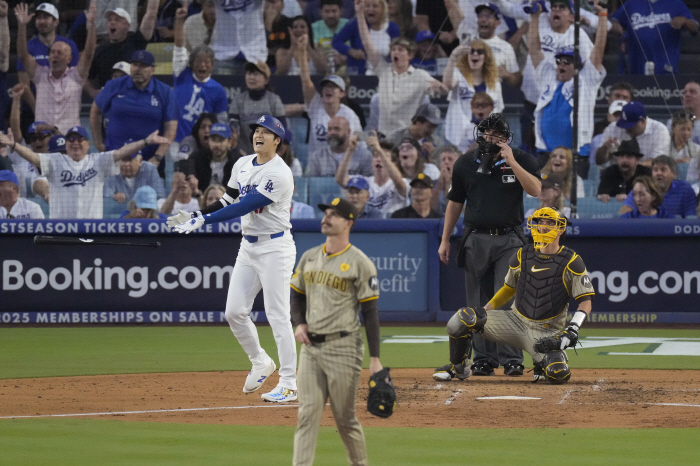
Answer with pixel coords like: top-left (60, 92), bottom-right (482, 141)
top-left (361, 299), bottom-right (380, 358)
top-left (290, 289), bottom-right (307, 326)
top-left (566, 254), bottom-right (596, 301)
top-left (202, 190), bottom-right (273, 224)
top-left (197, 186), bottom-right (239, 216)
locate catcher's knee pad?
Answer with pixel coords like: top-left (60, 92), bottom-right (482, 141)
top-left (543, 351), bottom-right (571, 385)
top-left (446, 307), bottom-right (487, 338)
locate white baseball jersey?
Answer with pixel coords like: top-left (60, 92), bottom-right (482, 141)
top-left (0, 198), bottom-right (45, 219)
top-left (521, 20), bottom-right (593, 104)
top-left (9, 149), bottom-right (47, 198)
top-left (39, 152), bottom-right (119, 219)
top-left (157, 197), bottom-right (201, 215)
top-left (600, 118), bottom-right (671, 163)
top-left (363, 175), bottom-right (411, 217)
top-left (445, 71), bottom-right (504, 146)
top-left (227, 154), bottom-right (293, 236)
top-left (212, 0), bottom-right (267, 63)
top-left (306, 94), bottom-right (362, 156)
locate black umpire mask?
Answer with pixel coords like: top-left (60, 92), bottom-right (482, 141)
top-left (476, 138), bottom-right (502, 175)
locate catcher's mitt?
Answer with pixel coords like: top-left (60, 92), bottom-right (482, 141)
top-left (367, 368), bottom-right (396, 418)
top-left (534, 325), bottom-right (579, 353)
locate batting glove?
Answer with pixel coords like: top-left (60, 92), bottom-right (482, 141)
top-left (167, 210), bottom-right (193, 229)
top-left (174, 216), bottom-right (205, 234)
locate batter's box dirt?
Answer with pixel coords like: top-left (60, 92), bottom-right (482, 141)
top-left (1, 369), bottom-right (699, 429)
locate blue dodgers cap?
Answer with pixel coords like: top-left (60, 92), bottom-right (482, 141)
top-left (0, 170), bottom-right (19, 186)
top-left (346, 176), bottom-right (370, 191)
top-left (66, 126), bottom-right (89, 140)
top-left (210, 123), bottom-right (232, 139)
top-left (475, 3), bottom-right (500, 18)
top-left (133, 186), bottom-right (158, 210)
top-left (49, 135), bottom-right (66, 152)
top-left (617, 101), bottom-right (647, 129)
top-left (414, 30), bottom-right (436, 43)
top-left (130, 49), bottom-right (155, 67)
top-left (28, 121), bottom-right (52, 136)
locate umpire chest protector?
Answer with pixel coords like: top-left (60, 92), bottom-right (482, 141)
top-left (515, 244), bottom-right (575, 321)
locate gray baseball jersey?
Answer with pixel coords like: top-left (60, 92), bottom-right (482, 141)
top-left (292, 243), bottom-right (379, 466)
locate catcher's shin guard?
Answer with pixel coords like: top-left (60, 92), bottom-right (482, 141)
top-left (449, 334), bottom-right (472, 366)
top-left (446, 307), bottom-right (487, 338)
top-left (543, 351), bottom-right (571, 384)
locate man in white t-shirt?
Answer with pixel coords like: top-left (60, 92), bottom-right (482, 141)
top-left (520, 0), bottom-right (594, 152)
top-left (212, 0), bottom-right (267, 75)
top-left (306, 115), bottom-right (373, 177)
top-left (335, 133), bottom-right (409, 217)
top-left (0, 170), bottom-right (45, 219)
top-left (529, 2), bottom-right (607, 166)
top-left (356, 0), bottom-right (447, 135)
top-left (596, 101), bottom-right (672, 167)
top-left (1, 126), bottom-right (169, 219)
top-left (158, 170), bottom-right (201, 215)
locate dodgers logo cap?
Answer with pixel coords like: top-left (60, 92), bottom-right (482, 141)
top-left (131, 50), bottom-right (155, 67)
top-left (346, 176), bottom-right (370, 191)
top-left (210, 123), bottom-right (232, 139)
top-left (0, 170), bottom-right (19, 187)
top-left (66, 126), bottom-right (89, 140)
top-left (617, 101), bottom-right (646, 129)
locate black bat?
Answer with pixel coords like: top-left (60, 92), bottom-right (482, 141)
top-left (33, 235), bottom-right (161, 248)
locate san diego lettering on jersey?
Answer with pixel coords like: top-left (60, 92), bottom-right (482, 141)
top-left (303, 270), bottom-right (349, 292)
top-left (60, 168), bottom-right (98, 187)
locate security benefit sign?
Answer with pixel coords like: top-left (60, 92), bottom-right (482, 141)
top-left (293, 232), bottom-right (429, 311)
top-left (0, 235), bottom-right (243, 322)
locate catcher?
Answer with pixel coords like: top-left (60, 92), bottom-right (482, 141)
top-left (437, 207), bottom-right (595, 384)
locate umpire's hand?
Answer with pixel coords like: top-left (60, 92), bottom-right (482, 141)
top-left (294, 324), bottom-right (311, 346)
top-left (438, 239), bottom-right (450, 264)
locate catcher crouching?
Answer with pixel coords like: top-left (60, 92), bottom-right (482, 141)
top-left (440, 207), bottom-right (595, 384)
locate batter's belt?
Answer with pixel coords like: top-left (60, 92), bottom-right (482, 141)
top-left (308, 331), bottom-right (351, 343)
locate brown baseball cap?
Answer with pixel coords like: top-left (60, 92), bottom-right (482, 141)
top-left (318, 197), bottom-right (358, 221)
top-left (244, 61), bottom-right (271, 78)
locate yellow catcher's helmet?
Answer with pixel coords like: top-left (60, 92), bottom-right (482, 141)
top-left (526, 207), bottom-right (568, 250)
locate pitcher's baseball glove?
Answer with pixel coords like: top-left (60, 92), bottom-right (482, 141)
top-left (534, 325), bottom-right (580, 353)
top-left (367, 368), bottom-right (396, 418)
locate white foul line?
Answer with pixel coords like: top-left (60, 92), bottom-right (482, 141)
top-left (0, 404), bottom-right (299, 420)
top-left (557, 390), bottom-right (573, 404)
top-left (444, 389), bottom-right (463, 405)
top-left (642, 403), bottom-right (700, 408)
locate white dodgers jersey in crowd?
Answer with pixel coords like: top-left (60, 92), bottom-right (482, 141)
top-left (228, 154), bottom-right (293, 236)
top-left (39, 152), bottom-right (118, 219)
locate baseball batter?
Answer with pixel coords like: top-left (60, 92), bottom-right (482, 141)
top-left (444, 207), bottom-right (595, 383)
top-left (169, 115), bottom-right (298, 402)
top-left (290, 197), bottom-right (382, 466)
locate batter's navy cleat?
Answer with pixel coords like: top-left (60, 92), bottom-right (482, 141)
top-left (261, 386), bottom-right (298, 403)
top-left (243, 359), bottom-right (276, 394)
top-left (433, 363), bottom-right (471, 382)
top-left (471, 362), bottom-right (495, 376)
top-left (503, 363), bottom-right (525, 377)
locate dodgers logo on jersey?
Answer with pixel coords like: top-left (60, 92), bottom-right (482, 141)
top-left (60, 169), bottom-right (98, 187)
top-left (220, 0), bottom-right (256, 13)
top-left (151, 95), bottom-right (159, 107)
top-left (315, 124), bottom-right (327, 142)
top-left (239, 183), bottom-right (258, 195)
top-left (458, 86), bottom-right (475, 101)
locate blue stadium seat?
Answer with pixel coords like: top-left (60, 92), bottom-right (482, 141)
top-left (587, 162), bottom-right (600, 184)
top-left (103, 197), bottom-right (127, 219)
top-left (293, 176), bottom-right (308, 204)
top-left (288, 117), bottom-right (310, 168)
top-left (307, 177), bottom-right (342, 218)
top-left (576, 197), bottom-right (624, 219)
top-left (28, 198), bottom-right (50, 218)
top-left (677, 162), bottom-right (689, 181)
top-left (583, 179), bottom-right (596, 197)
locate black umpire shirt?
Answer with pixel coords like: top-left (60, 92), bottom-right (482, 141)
top-left (447, 148), bottom-right (541, 228)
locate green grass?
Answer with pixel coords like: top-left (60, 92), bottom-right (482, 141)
top-left (2, 327), bottom-right (700, 379)
top-left (1, 419), bottom-right (698, 466)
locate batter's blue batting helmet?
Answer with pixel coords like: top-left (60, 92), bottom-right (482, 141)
top-left (249, 115), bottom-right (285, 141)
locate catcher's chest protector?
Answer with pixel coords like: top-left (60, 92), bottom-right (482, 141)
top-left (515, 245), bottom-right (574, 320)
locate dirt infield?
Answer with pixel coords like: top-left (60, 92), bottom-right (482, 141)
top-left (3, 369), bottom-right (700, 428)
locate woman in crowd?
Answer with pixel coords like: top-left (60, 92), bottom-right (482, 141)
top-left (394, 137), bottom-right (439, 180)
top-left (442, 40), bottom-right (503, 146)
top-left (332, 0), bottom-right (399, 75)
top-left (387, 0), bottom-right (415, 39)
top-left (174, 112), bottom-right (216, 162)
top-left (121, 186), bottom-right (168, 219)
top-left (278, 133), bottom-right (303, 177)
top-left (276, 16), bottom-right (328, 76)
top-left (541, 146), bottom-right (585, 199)
top-left (524, 174), bottom-right (570, 220)
top-left (229, 60), bottom-right (287, 154)
top-left (199, 184), bottom-right (226, 210)
top-left (669, 112), bottom-right (700, 183)
top-left (620, 176), bottom-right (674, 219)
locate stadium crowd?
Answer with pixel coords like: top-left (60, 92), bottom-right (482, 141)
top-left (0, 0), bottom-right (699, 220)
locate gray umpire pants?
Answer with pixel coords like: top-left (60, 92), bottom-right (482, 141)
top-left (463, 231), bottom-right (524, 369)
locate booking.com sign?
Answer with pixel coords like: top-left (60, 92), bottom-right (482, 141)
top-left (589, 270), bottom-right (700, 302)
